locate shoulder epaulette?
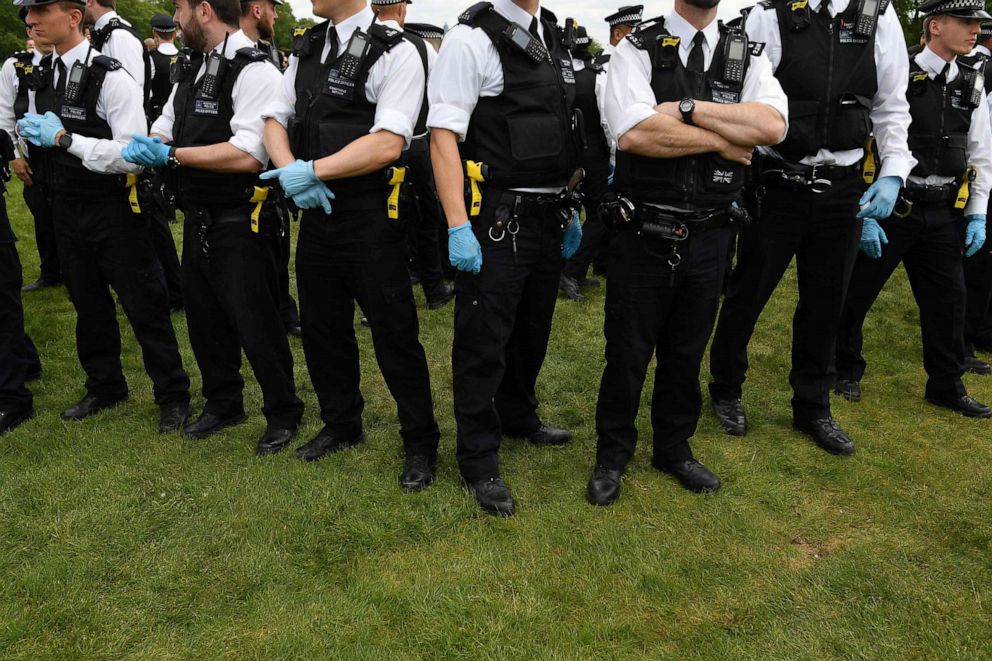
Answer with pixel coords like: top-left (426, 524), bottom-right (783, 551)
top-left (757, 0), bottom-right (777, 8)
top-left (292, 21), bottom-right (328, 57)
top-left (750, 42), bottom-right (766, 57)
top-left (879, 0), bottom-right (891, 14)
top-left (91, 55), bottom-right (123, 72)
top-left (459, 2), bottom-right (494, 27)
top-left (234, 47), bottom-right (269, 63)
top-left (370, 22), bottom-right (404, 47)
top-left (13, 51), bottom-right (33, 63)
top-left (593, 53), bottom-right (611, 67)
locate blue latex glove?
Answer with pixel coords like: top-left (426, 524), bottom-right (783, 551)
top-left (448, 222), bottom-right (483, 274)
top-left (857, 176), bottom-right (901, 221)
top-left (859, 218), bottom-right (888, 259)
top-left (607, 161), bottom-right (615, 187)
top-left (17, 111), bottom-right (64, 148)
top-left (965, 214), bottom-right (987, 258)
top-left (259, 159), bottom-right (319, 197)
top-left (290, 182), bottom-right (335, 215)
top-left (122, 134), bottom-right (170, 167)
top-left (562, 211), bottom-right (583, 259)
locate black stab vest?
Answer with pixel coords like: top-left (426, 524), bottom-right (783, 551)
top-left (614, 21), bottom-right (750, 209)
top-left (91, 18), bottom-right (152, 107)
top-left (572, 55), bottom-right (609, 162)
top-left (767, 0), bottom-right (879, 161)
top-left (34, 55), bottom-right (126, 199)
top-left (906, 58), bottom-right (976, 179)
top-left (290, 20), bottom-right (403, 198)
top-left (11, 52), bottom-right (35, 120)
top-left (148, 48), bottom-right (175, 122)
top-left (457, 2), bottom-right (580, 189)
top-left (170, 47), bottom-right (269, 209)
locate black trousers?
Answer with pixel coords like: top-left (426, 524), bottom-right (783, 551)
top-left (182, 209), bottom-right (303, 429)
top-left (596, 224), bottom-right (733, 470)
top-left (261, 203), bottom-right (300, 333)
top-left (402, 136), bottom-right (446, 293)
top-left (22, 180), bottom-right (60, 282)
top-left (0, 196), bottom-right (36, 413)
top-left (53, 192), bottom-right (189, 406)
top-left (145, 207), bottom-right (183, 310)
top-left (964, 214), bottom-right (992, 351)
top-left (296, 202), bottom-right (439, 455)
top-left (452, 197), bottom-right (564, 482)
top-left (563, 151), bottom-right (611, 282)
top-left (837, 203), bottom-right (968, 399)
top-left (709, 174), bottom-right (864, 420)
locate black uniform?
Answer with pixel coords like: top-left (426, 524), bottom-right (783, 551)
top-left (836, 55), bottom-right (983, 399)
top-left (169, 47), bottom-right (303, 430)
top-left (11, 51), bottom-right (60, 285)
top-left (33, 54), bottom-right (190, 408)
top-left (595, 20), bottom-right (749, 471)
top-left (709, 0), bottom-right (884, 422)
top-left (289, 21), bottom-right (440, 454)
top-left (450, 5), bottom-right (581, 482)
top-left (147, 46), bottom-right (175, 123)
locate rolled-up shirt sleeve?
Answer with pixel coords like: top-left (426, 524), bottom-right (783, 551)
top-left (741, 49), bottom-right (789, 142)
top-left (871, 6), bottom-right (916, 182)
top-left (427, 26), bottom-right (486, 140)
top-left (229, 61), bottom-right (284, 165)
top-left (367, 40), bottom-right (424, 145)
top-left (263, 54), bottom-right (299, 128)
top-left (150, 85), bottom-right (177, 141)
top-left (67, 69), bottom-right (144, 174)
top-left (603, 39), bottom-right (659, 143)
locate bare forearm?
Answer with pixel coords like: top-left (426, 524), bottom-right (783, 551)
top-left (263, 118), bottom-right (296, 169)
top-left (174, 142), bottom-right (262, 173)
top-left (312, 132), bottom-right (403, 181)
top-left (618, 113), bottom-right (726, 159)
top-left (692, 101), bottom-right (786, 147)
top-left (431, 129), bottom-right (469, 229)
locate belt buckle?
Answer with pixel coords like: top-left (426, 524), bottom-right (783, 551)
top-left (808, 165), bottom-right (832, 194)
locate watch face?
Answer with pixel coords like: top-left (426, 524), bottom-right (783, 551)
top-left (680, 99), bottom-right (694, 112)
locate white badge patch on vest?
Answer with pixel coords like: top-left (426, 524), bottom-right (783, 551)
top-left (559, 58), bottom-right (576, 85)
top-left (710, 81), bottom-right (741, 105)
top-left (838, 19), bottom-right (870, 44)
top-left (951, 87), bottom-right (970, 111)
top-left (61, 106), bottom-right (86, 122)
top-left (324, 69), bottom-right (357, 101)
top-left (194, 99), bottom-right (220, 116)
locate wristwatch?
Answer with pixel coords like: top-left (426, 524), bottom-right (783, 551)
top-left (679, 98), bottom-right (696, 125)
top-left (57, 131), bottom-right (73, 150)
top-left (165, 146), bottom-right (181, 170)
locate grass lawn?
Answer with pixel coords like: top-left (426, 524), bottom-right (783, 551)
top-left (2, 178), bottom-right (991, 659)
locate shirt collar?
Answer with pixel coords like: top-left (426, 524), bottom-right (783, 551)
top-left (916, 45), bottom-right (958, 82)
top-left (665, 11), bottom-right (719, 57)
top-left (212, 30), bottom-right (254, 60)
top-left (54, 38), bottom-right (94, 72)
top-left (494, 0), bottom-right (543, 34)
top-left (808, 0), bottom-right (851, 15)
top-left (93, 11), bottom-right (120, 31)
top-left (158, 43), bottom-right (179, 56)
top-left (326, 5), bottom-right (375, 54)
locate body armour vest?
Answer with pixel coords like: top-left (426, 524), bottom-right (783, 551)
top-left (572, 55), bottom-right (610, 161)
top-left (91, 18), bottom-right (152, 107)
top-left (148, 48), bottom-right (175, 121)
top-left (290, 20), bottom-right (404, 198)
top-left (34, 55), bottom-right (125, 199)
top-left (11, 51), bottom-right (35, 120)
top-left (170, 47), bottom-right (270, 209)
top-left (457, 2), bottom-right (581, 189)
top-left (614, 20), bottom-right (751, 209)
top-left (765, 0), bottom-right (882, 162)
top-left (906, 57), bottom-right (977, 179)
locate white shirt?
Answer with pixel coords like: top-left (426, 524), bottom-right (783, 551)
top-left (93, 11), bottom-right (149, 90)
top-left (604, 12), bottom-right (789, 148)
top-left (263, 5), bottom-right (425, 148)
top-left (381, 18), bottom-right (436, 138)
top-left (595, 43), bottom-right (615, 149)
top-left (151, 30), bottom-right (284, 166)
top-left (157, 42), bottom-right (179, 57)
top-left (908, 47), bottom-right (992, 216)
top-left (427, 0), bottom-right (561, 193)
top-left (22, 39), bottom-right (145, 175)
top-left (0, 50), bottom-right (46, 148)
top-left (746, 0), bottom-right (916, 180)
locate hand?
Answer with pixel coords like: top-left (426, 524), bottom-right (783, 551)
top-left (259, 159), bottom-right (319, 197)
top-left (857, 176), bottom-right (901, 221)
top-left (656, 101), bottom-right (682, 121)
top-left (290, 182), bottom-right (335, 215)
top-left (17, 111), bottom-right (65, 148)
top-left (11, 158), bottom-right (32, 186)
top-left (859, 218), bottom-right (888, 259)
top-left (562, 211), bottom-right (583, 259)
top-left (717, 139), bottom-right (753, 166)
top-left (448, 222), bottom-right (483, 274)
top-left (965, 214), bottom-right (987, 258)
top-left (122, 134), bottom-right (170, 167)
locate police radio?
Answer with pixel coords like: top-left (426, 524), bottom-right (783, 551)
top-left (854, 0), bottom-right (881, 38)
top-left (63, 58), bottom-right (89, 105)
top-left (339, 30), bottom-right (370, 79)
top-left (723, 31), bottom-right (748, 84)
top-left (504, 22), bottom-right (547, 63)
top-left (198, 33), bottom-right (230, 99)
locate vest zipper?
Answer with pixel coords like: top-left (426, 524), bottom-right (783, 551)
top-left (822, 18), bottom-right (835, 150)
top-left (936, 78), bottom-right (947, 174)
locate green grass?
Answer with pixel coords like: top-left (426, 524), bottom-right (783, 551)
top-left (2, 177), bottom-right (992, 659)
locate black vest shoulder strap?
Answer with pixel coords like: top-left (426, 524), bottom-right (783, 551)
top-left (458, 2), bottom-right (495, 27)
top-left (626, 16), bottom-right (669, 51)
top-left (368, 22), bottom-right (404, 51)
top-left (292, 20), bottom-right (329, 58)
top-left (13, 51), bottom-right (33, 65)
top-left (593, 53), bottom-right (611, 68)
top-left (91, 55), bottom-right (124, 73)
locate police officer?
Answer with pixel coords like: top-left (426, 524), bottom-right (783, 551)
top-left (0, 114), bottom-right (38, 435)
top-left (834, 0), bottom-right (992, 417)
top-left (559, 24), bottom-right (611, 302)
top-left (429, 0), bottom-right (585, 516)
top-left (961, 21), bottom-right (992, 367)
top-left (262, 0), bottom-right (441, 490)
top-left (586, 0), bottom-right (787, 505)
top-left (707, 0), bottom-right (915, 455)
top-left (148, 14), bottom-right (179, 123)
top-left (16, 0), bottom-right (191, 431)
top-left (2, 12), bottom-right (61, 293)
top-left (372, 0), bottom-right (454, 310)
top-left (122, 0), bottom-right (305, 453)
top-left (240, 0), bottom-right (304, 338)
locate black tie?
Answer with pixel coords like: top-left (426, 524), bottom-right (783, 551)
top-left (323, 26), bottom-right (340, 66)
top-left (936, 62), bottom-right (950, 85)
top-left (687, 32), bottom-right (705, 74)
top-left (818, 0), bottom-right (831, 18)
top-left (55, 59), bottom-right (67, 97)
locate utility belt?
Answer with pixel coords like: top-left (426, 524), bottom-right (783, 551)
top-left (184, 201), bottom-right (270, 258)
top-left (904, 183), bottom-right (957, 204)
top-left (601, 193), bottom-right (747, 237)
top-left (756, 156), bottom-right (862, 194)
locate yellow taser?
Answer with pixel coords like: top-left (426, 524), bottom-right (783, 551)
top-left (465, 160), bottom-right (486, 217)
top-left (250, 186), bottom-right (270, 233)
top-left (126, 173), bottom-right (141, 214)
top-left (956, 167), bottom-right (976, 211)
top-left (386, 166), bottom-right (407, 220)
